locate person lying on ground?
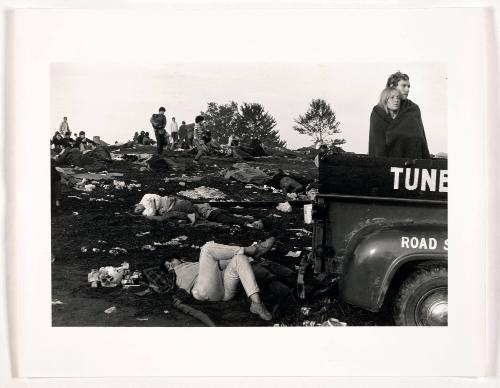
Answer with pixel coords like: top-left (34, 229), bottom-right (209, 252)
top-left (133, 193), bottom-right (264, 229)
top-left (269, 169), bottom-right (314, 194)
top-left (74, 131), bottom-right (96, 151)
top-left (54, 147), bottom-right (107, 172)
top-left (83, 142), bottom-right (113, 162)
top-left (162, 238), bottom-right (276, 320)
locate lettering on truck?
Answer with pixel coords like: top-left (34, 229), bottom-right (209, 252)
top-left (401, 236), bottom-right (448, 251)
top-left (390, 167), bottom-right (448, 192)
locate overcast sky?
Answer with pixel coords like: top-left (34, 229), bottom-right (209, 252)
top-left (51, 63), bottom-right (447, 153)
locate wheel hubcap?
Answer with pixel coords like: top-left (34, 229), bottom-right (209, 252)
top-left (415, 287), bottom-right (448, 326)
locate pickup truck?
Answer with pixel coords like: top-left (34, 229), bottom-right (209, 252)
top-left (311, 154), bottom-right (448, 326)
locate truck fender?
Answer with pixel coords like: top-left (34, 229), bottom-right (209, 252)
top-left (340, 224), bottom-right (447, 312)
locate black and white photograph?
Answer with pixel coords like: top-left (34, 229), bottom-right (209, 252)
top-left (50, 63), bottom-right (448, 327)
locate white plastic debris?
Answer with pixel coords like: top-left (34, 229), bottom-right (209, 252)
top-left (83, 184), bottom-right (96, 192)
top-left (136, 231), bottom-right (151, 237)
top-left (178, 182), bottom-right (186, 186)
top-left (81, 246), bottom-right (88, 253)
top-left (113, 180), bottom-right (126, 189)
top-left (276, 202), bottom-right (292, 213)
top-left (52, 299), bottom-right (65, 305)
top-left (92, 248), bottom-right (101, 253)
top-left (72, 211), bottom-right (79, 216)
top-left (104, 306), bottom-right (117, 314)
top-left (163, 310), bottom-right (169, 314)
top-left (177, 186), bottom-right (226, 200)
top-left (285, 251), bottom-right (302, 258)
top-left (67, 195), bottom-right (83, 200)
top-left (136, 317), bottom-right (149, 321)
top-left (286, 192), bottom-right (298, 200)
top-left (97, 263), bottom-right (129, 287)
top-left (300, 307), bottom-right (311, 316)
top-left (141, 244), bottom-right (156, 251)
top-left (109, 247), bottom-right (127, 255)
top-left (89, 198), bottom-right (111, 202)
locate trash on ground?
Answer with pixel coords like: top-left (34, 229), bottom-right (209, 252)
top-left (300, 307), bottom-right (311, 316)
top-left (136, 317), bottom-right (149, 321)
top-left (97, 240), bottom-right (107, 244)
top-left (163, 310), bottom-right (169, 314)
top-left (286, 192), bottom-right (298, 200)
top-left (72, 212), bottom-right (79, 215)
top-left (272, 214), bottom-right (282, 218)
top-left (178, 182), bottom-right (186, 186)
top-left (302, 320), bottom-right (316, 326)
top-left (67, 195), bottom-right (83, 200)
top-left (165, 176), bottom-right (203, 183)
top-left (285, 251), bottom-right (302, 258)
top-left (81, 247), bottom-right (88, 253)
top-left (113, 180), bottom-right (126, 189)
top-left (136, 231), bottom-right (151, 237)
top-left (109, 247), bottom-right (127, 255)
top-left (89, 198), bottom-right (111, 202)
top-left (104, 306), bottom-right (117, 314)
top-left (276, 202), bottom-right (292, 213)
top-left (52, 299), bottom-right (65, 305)
top-left (92, 248), bottom-right (101, 252)
top-left (141, 244), bottom-right (156, 251)
top-left (177, 186), bottom-right (226, 200)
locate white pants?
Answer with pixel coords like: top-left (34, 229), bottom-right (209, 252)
top-left (192, 241), bottom-right (260, 302)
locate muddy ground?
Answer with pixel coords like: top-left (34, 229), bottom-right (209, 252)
top-left (51, 146), bottom-right (391, 327)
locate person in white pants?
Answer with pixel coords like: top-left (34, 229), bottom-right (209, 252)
top-left (166, 238), bottom-right (275, 321)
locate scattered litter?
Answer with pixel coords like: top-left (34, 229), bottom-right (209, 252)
top-left (285, 251), bottom-right (302, 258)
top-left (83, 184), bottom-right (96, 192)
top-left (89, 198), bottom-right (111, 202)
top-left (302, 320), bottom-right (316, 326)
top-left (136, 317), bottom-right (149, 321)
top-left (287, 192), bottom-right (298, 200)
top-left (92, 248), bottom-right (101, 253)
top-left (288, 228), bottom-right (312, 236)
top-left (72, 211), bottom-right (79, 216)
top-left (178, 186), bottom-right (226, 200)
top-left (127, 183), bottom-right (142, 190)
top-left (232, 205), bottom-right (243, 209)
top-left (163, 310), bottom-right (169, 314)
top-left (97, 240), bottom-right (107, 244)
top-left (52, 299), bottom-right (65, 305)
top-left (141, 244), bottom-right (156, 251)
top-left (178, 182), bottom-right (186, 186)
top-left (123, 284), bottom-right (140, 289)
top-left (81, 247), bottom-right (88, 253)
top-left (109, 247), bottom-right (127, 255)
top-left (136, 231), bottom-right (151, 237)
top-left (190, 245), bottom-right (200, 249)
top-left (276, 202), bottom-right (292, 213)
top-left (67, 195), bottom-right (83, 200)
top-left (113, 180), bottom-right (126, 189)
top-left (102, 184), bottom-right (111, 189)
top-left (104, 306), bottom-right (117, 314)
top-left (321, 318), bottom-right (347, 327)
top-left (272, 214), bottom-right (282, 218)
top-left (300, 307), bottom-right (311, 316)
top-left (165, 176), bottom-right (202, 183)
top-left (88, 269), bottom-right (99, 287)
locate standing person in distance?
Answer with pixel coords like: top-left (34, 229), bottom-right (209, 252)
top-left (59, 116), bottom-right (70, 136)
top-left (150, 107), bottom-right (168, 155)
top-left (170, 117), bottom-right (179, 149)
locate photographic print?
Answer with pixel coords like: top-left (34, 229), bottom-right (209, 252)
top-left (50, 62), bottom-right (448, 327)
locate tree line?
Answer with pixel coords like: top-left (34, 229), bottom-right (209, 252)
top-left (200, 99), bottom-right (346, 149)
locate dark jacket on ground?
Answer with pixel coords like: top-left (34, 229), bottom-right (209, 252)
top-left (368, 99), bottom-right (430, 159)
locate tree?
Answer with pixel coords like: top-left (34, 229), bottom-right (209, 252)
top-left (235, 102), bottom-right (286, 148)
top-left (200, 101), bottom-right (239, 144)
top-left (293, 98), bottom-right (345, 147)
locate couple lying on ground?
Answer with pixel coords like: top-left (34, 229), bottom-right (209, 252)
top-left (134, 193), bottom-right (264, 229)
top-left (164, 237), bottom-right (278, 321)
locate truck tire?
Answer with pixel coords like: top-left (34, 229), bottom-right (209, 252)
top-left (393, 266), bottom-right (447, 326)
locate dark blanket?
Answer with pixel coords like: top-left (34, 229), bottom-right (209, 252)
top-left (58, 148), bottom-right (106, 172)
top-left (368, 99), bottom-right (430, 159)
top-left (86, 145), bottom-right (112, 162)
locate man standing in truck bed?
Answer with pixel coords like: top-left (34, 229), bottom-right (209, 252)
top-left (150, 106), bottom-right (168, 155)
